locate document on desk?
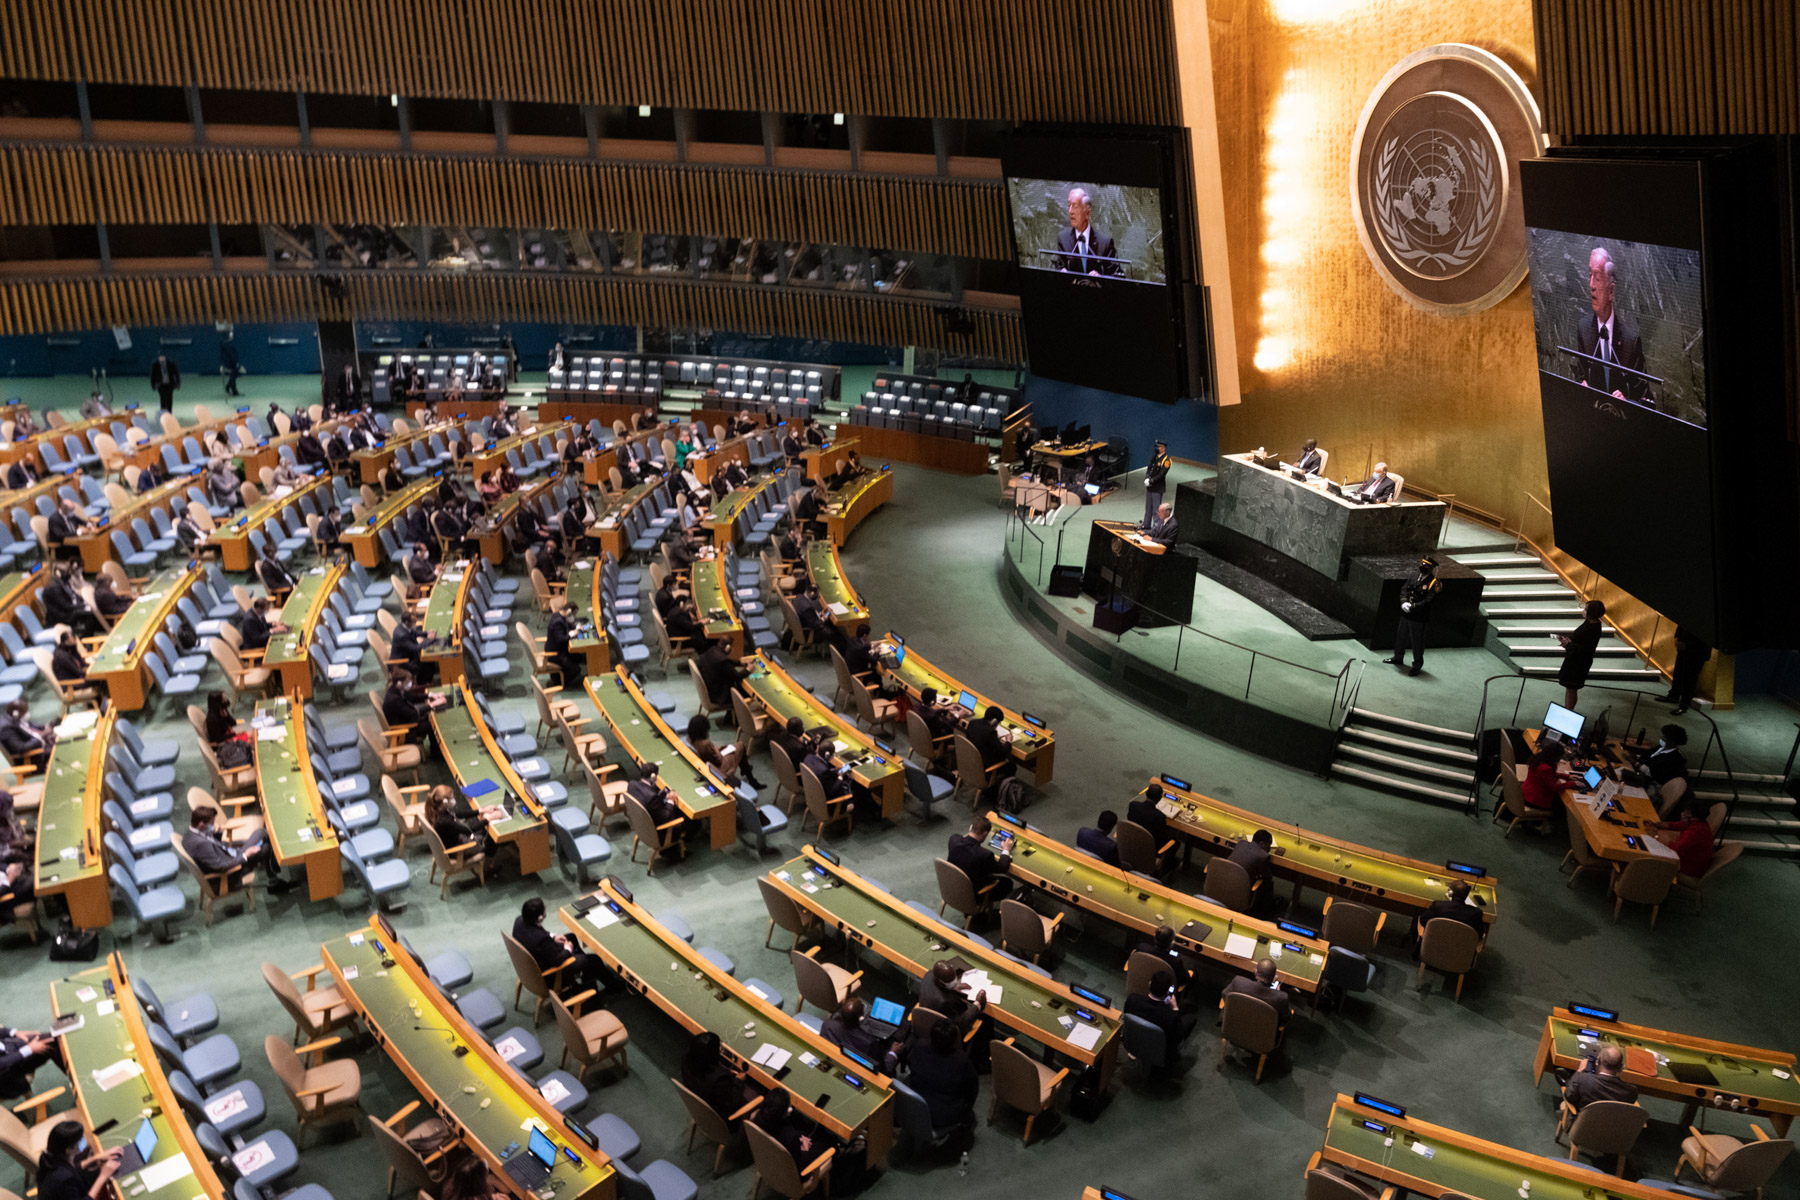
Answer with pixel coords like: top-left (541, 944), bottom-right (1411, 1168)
top-left (827, 602), bottom-right (851, 618)
top-left (1223, 932), bottom-right (1260, 961)
top-left (92, 1058), bottom-right (143, 1091)
top-left (751, 1043), bottom-right (792, 1071)
top-left (1066, 1023), bottom-right (1103, 1052)
top-left (1642, 837), bottom-right (1680, 861)
top-left (586, 906), bottom-right (620, 931)
top-left (257, 726), bottom-right (286, 742)
top-left (960, 971), bottom-right (1002, 1006)
top-left (135, 1153), bottom-right (196, 1192)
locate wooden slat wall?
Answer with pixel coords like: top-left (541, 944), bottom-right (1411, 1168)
top-left (1536, 0), bottom-right (1800, 134)
top-left (0, 0), bottom-right (1180, 125)
top-left (0, 142), bottom-right (1009, 259)
top-left (0, 271), bottom-right (1023, 360)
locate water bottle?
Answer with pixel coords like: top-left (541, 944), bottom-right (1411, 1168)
top-left (957, 1151), bottom-right (969, 1178)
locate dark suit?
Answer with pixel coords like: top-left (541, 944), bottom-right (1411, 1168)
top-left (1228, 839), bottom-right (1274, 911)
top-left (4, 462), bottom-right (35, 490)
top-left (383, 683), bottom-right (432, 743)
top-left (1055, 225), bottom-right (1120, 276)
top-left (391, 624), bottom-right (433, 682)
top-left (1350, 474), bottom-right (1396, 503)
top-left (1222, 975), bottom-right (1291, 1026)
top-left (695, 643), bottom-right (746, 707)
top-left (0, 714), bottom-right (49, 761)
top-left (1134, 940), bottom-right (1194, 994)
top-left (1076, 826), bottom-right (1120, 866)
top-left (258, 557), bottom-right (295, 594)
top-left (1126, 796), bottom-right (1170, 846)
top-left (512, 916), bottom-right (605, 991)
top-left (903, 1044), bottom-right (978, 1129)
top-left (1564, 1067), bottom-right (1639, 1112)
top-left (240, 610), bottom-right (274, 652)
top-left (1295, 448), bottom-right (1322, 474)
top-left (1575, 310), bottom-right (1649, 403)
top-left (1123, 993), bottom-right (1195, 1068)
top-left (1418, 896), bottom-right (1485, 939)
top-left (947, 832), bottom-right (1012, 903)
top-left (0, 1027), bottom-right (60, 1100)
top-left (150, 359), bottom-right (181, 412)
top-left (961, 717), bottom-right (1014, 801)
top-left (544, 611), bottom-right (581, 683)
top-left (50, 643), bottom-right (87, 683)
top-left (1146, 514), bottom-right (1178, 545)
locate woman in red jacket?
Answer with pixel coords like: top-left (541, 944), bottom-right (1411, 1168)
top-left (1521, 740), bottom-right (1581, 810)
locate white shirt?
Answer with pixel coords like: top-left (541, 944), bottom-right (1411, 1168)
top-left (1594, 311), bottom-right (1616, 360)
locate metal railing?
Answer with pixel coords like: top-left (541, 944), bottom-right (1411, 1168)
top-left (1471, 673), bottom-right (1743, 837)
top-left (1005, 511), bottom-right (1363, 729)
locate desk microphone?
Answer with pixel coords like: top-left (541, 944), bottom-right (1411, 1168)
top-left (413, 1025), bottom-right (470, 1056)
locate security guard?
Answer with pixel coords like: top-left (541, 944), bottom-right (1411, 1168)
top-left (1144, 440), bottom-right (1171, 525)
top-left (1385, 555), bottom-right (1442, 676)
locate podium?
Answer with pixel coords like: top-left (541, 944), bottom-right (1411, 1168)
top-left (1082, 520), bottom-right (1196, 630)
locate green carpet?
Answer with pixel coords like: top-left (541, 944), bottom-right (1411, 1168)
top-left (0, 376), bottom-right (1794, 1200)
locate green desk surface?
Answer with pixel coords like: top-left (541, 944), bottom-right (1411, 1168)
top-left (325, 929), bottom-right (611, 1199)
top-left (251, 699), bottom-right (338, 865)
top-left (352, 421), bottom-right (453, 465)
top-left (876, 636), bottom-right (1050, 750)
top-left (688, 554), bottom-right (739, 640)
top-left (708, 473), bottom-right (775, 526)
top-left (355, 477), bottom-right (437, 536)
top-left (1152, 781), bottom-right (1499, 920)
top-left (806, 542), bottom-right (866, 623)
top-left (565, 561), bottom-right (603, 658)
top-left (824, 469), bottom-right (882, 509)
top-left (33, 711), bottom-right (109, 894)
top-left (50, 968), bottom-right (224, 1199)
top-left (90, 567), bottom-right (197, 676)
top-left (996, 818), bottom-right (1328, 993)
top-left (595, 481), bottom-right (656, 529)
top-left (742, 656), bottom-right (904, 794)
top-left (422, 561), bottom-right (473, 641)
top-left (770, 850), bottom-right (1119, 1064)
top-left (207, 473), bottom-right (330, 548)
top-left (0, 570), bottom-right (32, 617)
top-left (1323, 1099), bottom-right (1660, 1199)
top-left (263, 563), bottom-right (341, 677)
top-left (430, 689), bottom-right (545, 840)
top-left (585, 672), bottom-right (734, 825)
top-left (1546, 1015), bottom-right (1800, 1110)
top-left (560, 893), bottom-right (889, 1137)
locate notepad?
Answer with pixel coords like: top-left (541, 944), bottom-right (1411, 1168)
top-left (92, 1058), bottom-right (143, 1091)
top-left (462, 779), bottom-right (499, 799)
top-left (1223, 932), bottom-right (1259, 960)
top-left (751, 1044), bottom-right (792, 1071)
top-left (136, 1154), bottom-right (196, 1191)
top-left (586, 907), bottom-right (619, 931)
top-left (1066, 1024), bottom-right (1103, 1052)
top-left (257, 725), bottom-right (286, 741)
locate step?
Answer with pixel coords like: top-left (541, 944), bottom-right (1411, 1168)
top-left (1737, 839), bottom-right (1800, 856)
top-left (1492, 624), bottom-right (1620, 637)
top-left (1347, 706), bottom-right (1472, 743)
top-left (1694, 769), bottom-right (1789, 786)
top-left (1694, 788), bottom-right (1794, 808)
top-left (1450, 553), bottom-right (1545, 568)
top-left (1519, 664), bottom-right (1662, 680)
top-left (1480, 603), bottom-right (1589, 618)
top-left (1341, 724), bottom-right (1479, 764)
top-left (1722, 815), bottom-right (1800, 832)
top-left (1335, 743), bottom-right (1474, 784)
top-left (1474, 568), bottom-right (1561, 583)
top-left (1330, 763), bottom-right (1472, 806)
top-left (1502, 640), bottom-right (1640, 657)
top-left (1482, 585), bottom-right (1578, 600)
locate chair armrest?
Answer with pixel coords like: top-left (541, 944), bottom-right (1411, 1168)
top-left (655, 817), bottom-right (684, 831)
top-left (385, 1099), bottom-right (421, 1128)
top-left (396, 784), bottom-right (432, 794)
top-left (1046, 912), bottom-right (1065, 932)
top-left (296, 1037), bottom-right (343, 1060)
top-left (11, 1086), bottom-right (65, 1120)
top-left (801, 1147), bottom-right (837, 1177)
top-left (239, 647), bottom-right (266, 663)
top-left (543, 957), bottom-right (572, 979)
top-left (1752, 1124), bottom-right (1772, 1141)
top-left (564, 988), bottom-right (597, 1014)
top-left (382, 724), bottom-right (416, 738)
top-left (1687, 1127), bottom-right (1711, 1167)
top-left (727, 1095), bottom-right (765, 1121)
top-left (974, 880), bottom-right (999, 896)
top-left (1157, 839), bottom-right (1176, 854)
top-left (1046, 1066), bottom-right (1071, 1093)
top-left (292, 963), bottom-right (330, 989)
top-left (448, 840), bottom-right (480, 855)
top-left (220, 795), bottom-right (260, 814)
top-left (1373, 911), bottom-right (1388, 937)
top-left (564, 715), bottom-right (591, 727)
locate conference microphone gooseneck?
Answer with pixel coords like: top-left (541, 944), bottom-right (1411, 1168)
top-left (413, 1025), bottom-right (470, 1056)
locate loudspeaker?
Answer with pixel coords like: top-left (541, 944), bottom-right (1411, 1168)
top-left (1048, 565), bottom-right (1084, 597)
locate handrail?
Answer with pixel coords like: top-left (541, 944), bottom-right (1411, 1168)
top-left (1471, 672), bottom-right (1741, 840)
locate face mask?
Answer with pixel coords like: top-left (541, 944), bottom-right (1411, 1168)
top-left (1655, 740), bottom-right (1666, 750)
top-left (78, 1136), bottom-right (88, 1154)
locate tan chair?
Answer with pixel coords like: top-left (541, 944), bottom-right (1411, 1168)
top-left (1218, 991), bottom-right (1283, 1081)
top-left (583, 758), bottom-right (631, 829)
top-left (998, 898), bottom-right (1062, 962)
top-left (380, 776), bottom-right (429, 855)
top-left (988, 1037), bottom-right (1067, 1145)
top-left (850, 680), bottom-right (897, 738)
top-left (1559, 1099), bottom-right (1646, 1174)
top-left (769, 741), bottom-right (804, 815)
top-left (1561, 806), bottom-right (1606, 888)
top-left (1673, 840), bottom-right (1745, 911)
top-left (673, 1078), bottom-right (758, 1177)
top-left (933, 857), bottom-right (996, 928)
top-left (733, 690), bottom-right (771, 754)
top-left (758, 876), bottom-right (815, 951)
top-left (951, 733), bottom-right (1001, 806)
top-left (173, 830), bottom-right (257, 926)
top-left (745, 1118), bottom-right (834, 1200)
top-left (520, 621), bottom-right (558, 684)
top-left (187, 708), bottom-right (257, 796)
top-left (1677, 1123), bottom-right (1793, 1199)
top-left (1608, 856), bottom-right (1678, 926)
top-left (1202, 857), bottom-right (1255, 912)
top-left (1415, 918), bottom-right (1482, 999)
top-left (1319, 898), bottom-right (1386, 956)
top-left (504, 931), bottom-right (571, 1026)
top-left (264, 1034), bottom-right (362, 1144)
top-left (624, 794), bottom-right (687, 875)
top-left (422, 819), bottom-right (486, 899)
top-left (359, 717), bottom-right (423, 785)
top-left (1495, 761), bottom-right (1555, 836)
top-left (1124, 951), bottom-right (1171, 1000)
top-left (800, 764), bottom-right (853, 839)
top-left (691, 658), bottom-right (729, 723)
top-left (829, 646), bottom-right (859, 711)
top-left (651, 607), bottom-right (695, 673)
top-left (790, 946), bottom-right (861, 1015)
top-left (370, 1100), bottom-right (454, 1197)
top-left (30, 649), bottom-right (100, 716)
top-left (777, 594), bottom-right (817, 658)
top-left (1115, 818), bottom-right (1174, 878)
top-left (549, 989), bottom-right (630, 1082)
top-left (262, 961), bottom-right (356, 1044)
top-left (906, 709), bottom-right (950, 768)
top-left (184, 785), bottom-right (263, 844)
top-left (1303, 1162), bottom-right (1394, 1200)
top-left (555, 709), bottom-right (608, 775)
top-left (210, 637), bottom-right (272, 699)
top-left (530, 567), bottom-right (566, 613)
top-left (532, 675), bottom-right (580, 740)
top-left (0, 1073), bottom-right (67, 1190)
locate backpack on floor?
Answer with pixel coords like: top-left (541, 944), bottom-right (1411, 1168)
top-left (48, 918), bottom-right (99, 962)
top-left (997, 775), bottom-right (1030, 815)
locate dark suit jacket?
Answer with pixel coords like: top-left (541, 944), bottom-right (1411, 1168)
top-left (1295, 449), bottom-right (1322, 474)
top-left (0, 1028), bottom-right (47, 1099)
top-left (1147, 515), bottom-right (1178, 544)
top-left (1076, 827), bottom-right (1121, 866)
top-left (1228, 839), bottom-right (1273, 888)
top-left (545, 613), bottom-right (574, 657)
top-left (512, 918), bottom-right (570, 975)
top-left (1124, 993), bottom-right (1190, 1048)
top-left (963, 719), bottom-right (1007, 769)
top-left (0, 715), bottom-right (47, 760)
top-left (4, 462), bottom-right (34, 489)
top-left (1564, 1067), bottom-right (1639, 1111)
top-left (904, 1045), bottom-right (978, 1127)
top-left (258, 558), bottom-right (295, 593)
top-left (947, 833), bottom-right (1005, 891)
top-left (1420, 897), bottom-right (1485, 937)
top-left (1126, 797), bottom-right (1170, 845)
top-left (150, 360), bottom-right (181, 392)
top-left (1575, 311), bottom-right (1649, 402)
top-left (240, 610), bottom-right (273, 651)
top-left (46, 512), bottom-right (79, 543)
top-left (181, 828), bottom-right (245, 875)
top-left (1134, 941), bottom-right (1193, 992)
top-left (1055, 225), bottom-right (1121, 276)
top-left (1351, 475), bottom-right (1396, 503)
top-left (1222, 974), bottom-right (1291, 1025)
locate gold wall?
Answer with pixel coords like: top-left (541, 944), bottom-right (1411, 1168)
top-left (1206, 0), bottom-right (1549, 533)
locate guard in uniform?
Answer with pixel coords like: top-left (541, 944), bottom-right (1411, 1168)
top-left (1144, 440), bottom-right (1171, 525)
top-left (1385, 555), bottom-right (1442, 676)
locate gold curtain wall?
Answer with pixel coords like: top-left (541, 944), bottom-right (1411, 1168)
top-left (1205, 0), bottom-right (1547, 533)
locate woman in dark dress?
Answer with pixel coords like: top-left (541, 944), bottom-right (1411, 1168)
top-left (1557, 599), bottom-right (1605, 710)
top-left (37, 1121), bottom-right (122, 1200)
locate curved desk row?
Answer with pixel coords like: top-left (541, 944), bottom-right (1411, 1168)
top-left (263, 561), bottom-right (347, 698)
top-left (741, 652), bottom-right (904, 819)
top-left (90, 565), bottom-right (205, 711)
top-left (822, 467), bottom-right (892, 546)
top-left (69, 475), bottom-right (195, 572)
top-left (876, 635), bottom-right (1056, 786)
top-left (33, 708), bottom-right (113, 928)
top-left (430, 680), bottom-right (552, 876)
top-left (586, 668), bottom-right (736, 850)
top-left (207, 472), bottom-right (334, 572)
top-left (253, 696), bottom-right (345, 900)
top-left (345, 475), bottom-right (439, 568)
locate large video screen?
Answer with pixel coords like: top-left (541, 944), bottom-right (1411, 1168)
top-left (1002, 128), bottom-right (1203, 404)
top-left (1526, 229), bottom-right (1707, 429)
top-left (1005, 179), bottom-right (1167, 285)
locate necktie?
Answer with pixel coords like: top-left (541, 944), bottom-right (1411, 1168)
top-left (1597, 325), bottom-right (1612, 391)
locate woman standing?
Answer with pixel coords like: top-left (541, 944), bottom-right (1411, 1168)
top-left (1557, 599), bottom-right (1605, 710)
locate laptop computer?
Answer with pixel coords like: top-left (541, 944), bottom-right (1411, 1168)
top-left (1251, 451), bottom-right (1281, 470)
top-left (1669, 1061), bottom-right (1720, 1087)
top-left (502, 1126), bottom-right (558, 1191)
top-left (113, 1118), bottom-right (158, 1177)
top-left (864, 997), bottom-right (907, 1039)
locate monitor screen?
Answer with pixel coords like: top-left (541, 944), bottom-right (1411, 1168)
top-left (1583, 766), bottom-right (1604, 790)
top-left (868, 997), bottom-right (907, 1026)
top-left (528, 1126), bottom-right (557, 1167)
top-left (957, 689), bottom-right (980, 713)
top-left (892, 644), bottom-right (904, 669)
top-left (1543, 702), bottom-right (1585, 742)
top-left (132, 1118), bottom-right (157, 1163)
top-left (1006, 178), bottom-right (1168, 286)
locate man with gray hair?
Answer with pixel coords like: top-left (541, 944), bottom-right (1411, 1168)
top-left (1056, 186), bottom-right (1120, 276)
top-left (1576, 245), bottom-right (1648, 403)
top-left (1562, 1043), bottom-right (1639, 1112)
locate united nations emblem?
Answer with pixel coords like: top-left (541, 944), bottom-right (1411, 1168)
top-left (1351, 45), bottom-right (1546, 315)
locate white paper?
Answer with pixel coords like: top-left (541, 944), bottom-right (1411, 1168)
top-left (231, 1142), bottom-right (275, 1173)
top-left (342, 803), bottom-right (372, 823)
top-left (328, 664), bottom-right (351, 679)
top-left (330, 779), bottom-right (356, 796)
top-left (203, 1091), bottom-right (249, 1122)
top-left (586, 907), bottom-right (619, 931)
top-left (495, 1035), bottom-right (526, 1062)
top-left (1642, 837), bottom-right (1681, 861)
top-left (135, 1154), bottom-right (196, 1191)
top-left (75, 987), bottom-right (96, 1003)
top-left (533, 784), bottom-right (556, 801)
top-left (1223, 932), bottom-right (1259, 960)
top-left (256, 726), bottom-right (286, 742)
top-left (751, 1044), bottom-right (792, 1071)
top-left (539, 1077), bottom-right (570, 1105)
top-left (1065, 1023), bottom-right (1103, 1052)
top-left (826, 602), bottom-right (850, 617)
top-left (92, 1058), bottom-right (142, 1091)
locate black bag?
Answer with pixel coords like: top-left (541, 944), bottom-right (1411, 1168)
top-left (1068, 1064), bottom-right (1104, 1122)
top-left (49, 918), bottom-right (99, 962)
top-left (217, 738), bottom-right (252, 768)
top-left (997, 775), bottom-right (1030, 815)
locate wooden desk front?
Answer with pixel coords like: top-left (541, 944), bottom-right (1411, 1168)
top-left (253, 698), bottom-right (344, 901)
top-left (824, 469), bottom-right (891, 546)
top-left (344, 476), bottom-right (437, 568)
top-left (34, 710), bottom-right (112, 929)
top-left (88, 566), bottom-right (202, 711)
top-left (1523, 730), bottom-right (1668, 864)
top-left (741, 652), bottom-right (904, 819)
top-left (585, 669), bottom-right (736, 850)
top-left (261, 562), bottom-right (344, 698)
top-left (207, 473), bottom-right (332, 571)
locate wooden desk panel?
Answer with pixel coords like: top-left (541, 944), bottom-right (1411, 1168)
top-left (586, 669), bottom-right (735, 850)
top-left (741, 652), bottom-right (903, 819)
top-left (253, 698), bottom-right (344, 901)
top-left (34, 710), bottom-right (112, 929)
top-left (876, 638), bottom-right (1054, 785)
